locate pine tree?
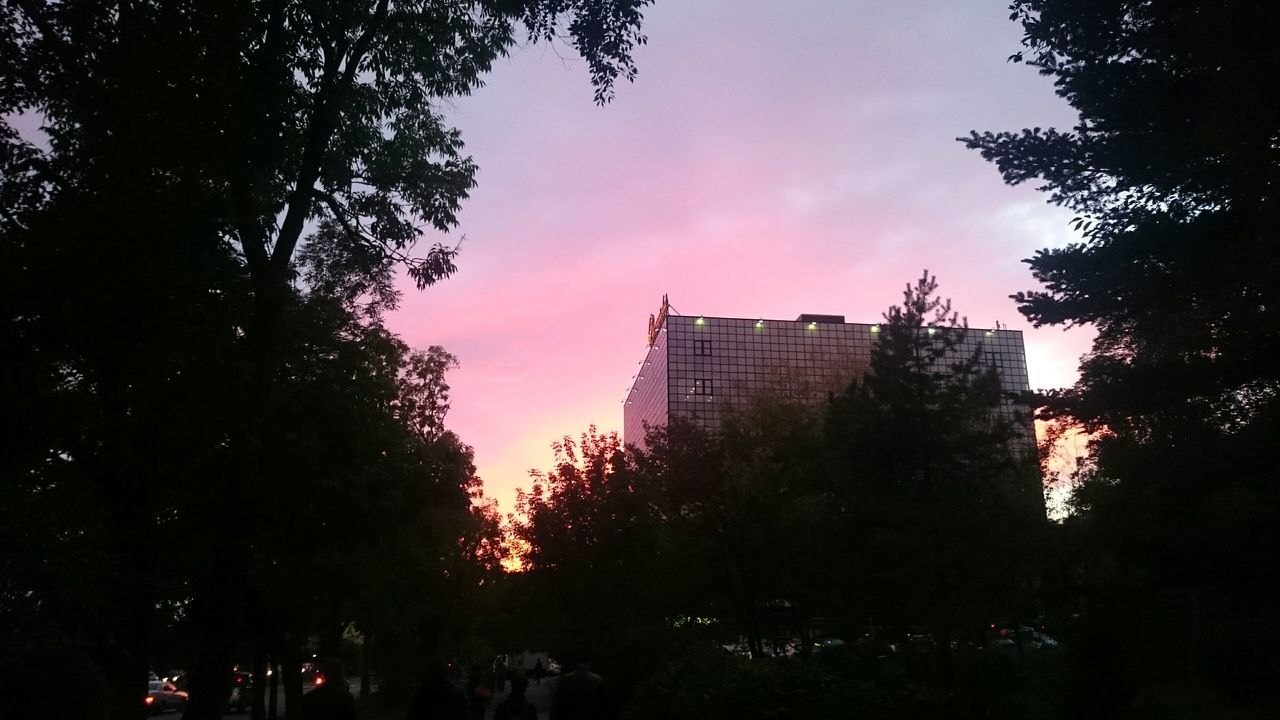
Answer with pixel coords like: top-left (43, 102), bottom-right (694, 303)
top-left (826, 272), bottom-right (1041, 681)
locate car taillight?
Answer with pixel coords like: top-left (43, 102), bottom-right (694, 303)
top-left (145, 697), bottom-right (155, 705)
top-left (314, 674), bottom-right (325, 687)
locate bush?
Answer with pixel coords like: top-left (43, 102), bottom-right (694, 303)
top-left (623, 646), bottom-right (994, 720)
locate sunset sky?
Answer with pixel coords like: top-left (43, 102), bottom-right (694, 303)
top-left (386, 0), bottom-right (1094, 516)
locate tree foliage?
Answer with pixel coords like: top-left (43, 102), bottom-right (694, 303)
top-left (3, 0), bottom-right (651, 305)
top-left (513, 428), bottom-right (672, 652)
top-left (2, 1), bottom-right (651, 715)
top-left (825, 273), bottom-right (1040, 662)
top-left (962, 1), bottom-right (1280, 429)
top-left (965, 2), bottom-right (1280, 709)
top-left (512, 275), bottom-right (1043, 691)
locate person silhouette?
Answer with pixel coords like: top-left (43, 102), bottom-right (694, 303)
top-left (494, 675), bottom-right (538, 720)
top-left (299, 659), bottom-right (357, 720)
top-left (549, 657), bottom-right (605, 720)
top-left (465, 665), bottom-right (492, 720)
top-left (532, 659), bottom-right (544, 685)
top-left (494, 655), bottom-right (509, 693)
top-left (406, 657), bottom-right (469, 720)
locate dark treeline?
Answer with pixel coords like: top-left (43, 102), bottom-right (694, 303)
top-left (503, 275), bottom-right (1048, 718)
top-left (965, 1), bottom-right (1280, 716)
top-left (1, 2), bottom-right (649, 720)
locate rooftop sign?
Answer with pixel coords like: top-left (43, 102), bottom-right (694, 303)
top-left (647, 294), bottom-right (670, 346)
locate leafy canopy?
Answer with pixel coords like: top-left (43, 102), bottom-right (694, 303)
top-left (962, 1), bottom-right (1280, 430)
top-left (825, 271), bottom-right (1040, 628)
top-left (3, 0), bottom-right (652, 301)
top-left (965, 4), bottom-right (1280, 704)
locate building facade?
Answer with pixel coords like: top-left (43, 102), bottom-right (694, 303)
top-left (623, 297), bottom-right (1035, 449)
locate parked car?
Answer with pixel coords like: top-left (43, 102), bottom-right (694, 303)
top-left (300, 661), bottom-right (326, 688)
top-left (812, 637), bottom-right (847, 653)
top-left (145, 681), bottom-right (188, 714)
top-left (987, 622), bottom-right (1059, 650)
top-left (228, 671), bottom-right (254, 712)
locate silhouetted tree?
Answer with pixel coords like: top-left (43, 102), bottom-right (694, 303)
top-left (965, 3), bottom-right (1280, 710)
top-left (0, 155), bottom-right (248, 720)
top-left (514, 428), bottom-right (674, 657)
top-left (3, 1), bottom-right (651, 716)
top-left (644, 404), bottom-right (833, 659)
top-left (825, 272), bottom-right (1040, 683)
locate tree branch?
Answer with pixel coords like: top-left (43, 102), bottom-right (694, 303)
top-left (13, 0), bottom-right (74, 63)
top-left (315, 190), bottom-right (368, 244)
top-left (269, 0), bottom-right (390, 277)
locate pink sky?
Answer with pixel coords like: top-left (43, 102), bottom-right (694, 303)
top-left (387, 1), bottom-right (1093, 516)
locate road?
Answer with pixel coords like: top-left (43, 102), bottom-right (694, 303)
top-left (145, 682), bottom-right (303, 720)
top-left (143, 676), bottom-right (558, 719)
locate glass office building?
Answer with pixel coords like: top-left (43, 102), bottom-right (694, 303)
top-left (623, 300), bottom-right (1035, 451)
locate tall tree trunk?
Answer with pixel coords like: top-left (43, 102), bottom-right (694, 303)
top-left (101, 607), bottom-right (153, 720)
top-left (321, 621), bottom-right (344, 663)
top-left (183, 555), bottom-right (243, 720)
top-left (185, 267), bottom-right (287, 720)
top-left (923, 467), bottom-right (956, 687)
top-left (744, 607), bottom-right (764, 659)
top-left (252, 648), bottom-right (268, 720)
top-left (101, 495), bottom-right (158, 720)
top-left (937, 624), bottom-right (955, 687)
top-left (268, 658), bottom-right (280, 720)
top-left (892, 619), bottom-right (917, 682)
top-left (359, 631), bottom-right (372, 699)
top-left (282, 640), bottom-right (305, 720)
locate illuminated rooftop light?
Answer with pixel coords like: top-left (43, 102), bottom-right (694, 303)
top-left (926, 327), bottom-right (936, 336)
top-left (870, 325), bottom-right (880, 333)
top-left (695, 317), bottom-right (705, 326)
top-left (755, 319), bottom-right (764, 328)
top-left (807, 322), bottom-right (817, 330)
